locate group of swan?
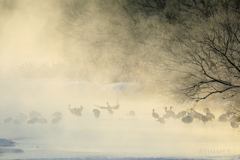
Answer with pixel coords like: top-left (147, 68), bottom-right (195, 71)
top-left (68, 105), bottom-right (84, 117)
top-left (3, 111), bottom-right (63, 126)
top-left (2, 103), bottom-right (239, 130)
top-left (152, 107), bottom-right (240, 129)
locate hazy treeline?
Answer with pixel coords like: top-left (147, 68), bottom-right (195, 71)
top-left (0, 0), bottom-right (240, 112)
top-left (59, 0), bottom-right (240, 110)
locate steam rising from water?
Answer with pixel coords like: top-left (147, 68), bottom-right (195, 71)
top-left (0, 79), bottom-right (239, 159)
top-left (0, 1), bottom-right (239, 159)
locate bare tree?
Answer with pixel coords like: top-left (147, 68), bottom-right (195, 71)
top-left (58, 0), bottom-right (240, 113)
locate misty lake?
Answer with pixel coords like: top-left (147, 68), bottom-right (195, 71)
top-left (0, 0), bottom-right (240, 160)
top-left (0, 79), bottom-right (239, 160)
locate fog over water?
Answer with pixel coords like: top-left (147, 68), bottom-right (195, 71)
top-left (0, 1), bottom-right (239, 159)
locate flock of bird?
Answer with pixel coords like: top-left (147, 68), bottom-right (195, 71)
top-left (1, 102), bottom-right (123, 126)
top-left (2, 110), bottom-right (63, 126)
top-left (1, 102), bottom-right (240, 130)
top-left (152, 106), bottom-right (240, 129)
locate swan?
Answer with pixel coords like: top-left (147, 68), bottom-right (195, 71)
top-left (157, 117), bottom-right (165, 124)
top-left (176, 110), bottom-right (187, 119)
top-left (163, 107), bottom-right (175, 119)
top-left (163, 113), bottom-right (171, 119)
top-left (229, 114), bottom-right (240, 122)
top-left (182, 114), bottom-right (193, 124)
top-left (29, 111), bottom-right (41, 119)
top-left (205, 108), bottom-right (215, 119)
top-left (13, 119), bottom-right (21, 125)
top-left (165, 106), bottom-right (175, 114)
top-left (94, 102), bottom-right (119, 115)
top-left (152, 109), bottom-right (159, 120)
top-left (218, 113), bottom-right (229, 122)
top-left (201, 115), bottom-right (210, 124)
top-left (203, 107), bottom-right (211, 113)
top-left (93, 109), bottom-right (100, 119)
top-left (27, 118), bottom-right (38, 125)
top-left (16, 113), bottom-right (27, 122)
top-left (68, 104), bottom-right (75, 115)
top-left (52, 116), bottom-right (62, 124)
top-left (4, 117), bottom-right (13, 124)
top-left (73, 106), bottom-right (83, 117)
top-left (236, 115), bottom-right (240, 122)
top-left (127, 111), bottom-right (135, 117)
top-left (52, 112), bottom-right (62, 117)
top-left (230, 121), bottom-right (238, 129)
top-left (38, 118), bottom-right (48, 124)
top-left (191, 108), bottom-right (203, 121)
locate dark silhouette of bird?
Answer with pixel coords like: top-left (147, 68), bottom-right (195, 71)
top-left (52, 112), bottom-right (62, 117)
top-left (176, 110), bottom-right (187, 119)
top-left (74, 106), bottom-right (84, 117)
top-left (94, 102), bottom-right (119, 115)
top-left (157, 117), bottom-right (165, 125)
top-left (29, 111), bottom-right (41, 119)
top-left (230, 121), bottom-right (238, 129)
top-left (218, 113), bottom-right (229, 122)
top-left (13, 119), bottom-right (21, 125)
top-left (127, 111), bottom-right (135, 117)
top-left (27, 118), bottom-right (38, 125)
top-left (152, 109), bottom-right (159, 120)
top-left (16, 113), bottom-right (27, 122)
top-left (38, 118), bottom-right (47, 124)
top-left (4, 117), bottom-right (13, 124)
top-left (52, 117), bottom-right (62, 124)
top-left (68, 104), bottom-right (75, 115)
top-left (182, 114), bottom-right (193, 124)
top-left (93, 109), bottom-right (100, 119)
top-left (163, 107), bottom-right (175, 119)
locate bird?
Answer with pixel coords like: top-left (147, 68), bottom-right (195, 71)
top-left (229, 113), bottom-right (239, 122)
top-left (93, 109), bottom-right (100, 119)
top-left (68, 105), bottom-right (75, 115)
top-left (52, 112), bottom-right (62, 117)
top-left (157, 117), bottom-right (165, 124)
top-left (29, 111), bottom-right (41, 119)
top-left (230, 121), bottom-right (238, 129)
top-left (27, 118), bottom-right (38, 125)
top-left (206, 108), bottom-right (215, 120)
top-left (68, 105), bottom-right (83, 117)
top-left (190, 108), bottom-right (203, 121)
top-left (52, 116), bottom-right (62, 124)
top-left (13, 119), bottom-right (21, 125)
top-left (152, 109), bottom-right (159, 120)
top-left (4, 117), bottom-right (13, 124)
top-left (94, 102), bottom-right (119, 115)
top-left (203, 107), bottom-right (211, 114)
top-left (165, 106), bottom-right (175, 114)
top-left (201, 115), bottom-right (210, 124)
top-left (182, 114), bottom-right (193, 124)
top-left (38, 118), bottom-right (47, 124)
top-left (74, 106), bottom-right (83, 117)
top-left (16, 113), bottom-right (27, 122)
top-left (163, 113), bottom-right (171, 119)
top-left (218, 113), bottom-right (229, 122)
top-left (127, 111), bottom-right (135, 117)
top-left (163, 107), bottom-right (175, 119)
top-left (188, 110), bottom-right (196, 119)
top-left (176, 110), bottom-right (187, 119)
top-left (236, 116), bottom-right (240, 122)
